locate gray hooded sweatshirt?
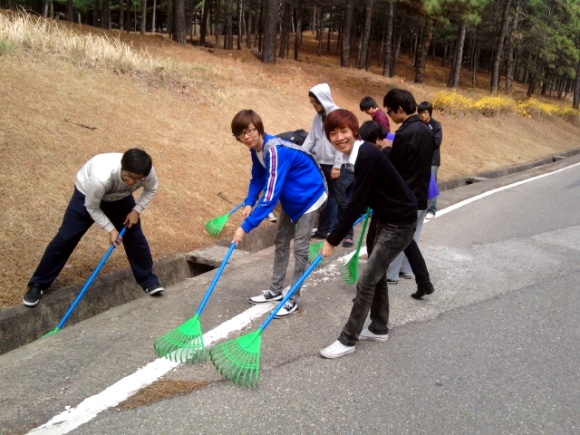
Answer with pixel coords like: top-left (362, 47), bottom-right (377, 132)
top-left (302, 83), bottom-right (343, 169)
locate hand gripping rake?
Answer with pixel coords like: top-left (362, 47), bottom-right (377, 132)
top-left (44, 226), bottom-right (128, 337)
top-left (154, 242), bottom-right (237, 364)
top-left (209, 254), bottom-right (323, 388)
top-left (308, 212), bottom-right (370, 264)
top-left (341, 208), bottom-right (371, 285)
top-left (206, 202), bottom-right (244, 237)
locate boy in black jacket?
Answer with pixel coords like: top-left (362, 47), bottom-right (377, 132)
top-left (319, 109), bottom-right (417, 359)
top-left (418, 101), bottom-right (443, 219)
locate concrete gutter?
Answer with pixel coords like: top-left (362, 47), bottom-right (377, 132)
top-left (1, 146), bottom-right (579, 355)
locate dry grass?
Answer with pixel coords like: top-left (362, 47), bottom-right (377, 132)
top-left (1, 10), bottom-right (579, 309)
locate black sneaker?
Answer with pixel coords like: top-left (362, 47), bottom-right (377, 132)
top-left (411, 283), bottom-right (435, 300)
top-left (145, 285), bottom-right (164, 296)
top-left (23, 283), bottom-right (44, 307)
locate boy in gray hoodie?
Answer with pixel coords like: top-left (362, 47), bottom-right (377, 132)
top-left (302, 83), bottom-right (354, 246)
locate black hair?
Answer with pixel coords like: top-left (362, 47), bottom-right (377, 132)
top-left (417, 101), bottom-right (433, 116)
top-left (383, 88), bottom-right (417, 115)
top-left (359, 121), bottom-right (387, 144)
top-left (121, 148), bottom-right (152, 176)
top-left (308, 92), bottom-right (321, 105)
top-left (359, 96), bottom-right (378, 111)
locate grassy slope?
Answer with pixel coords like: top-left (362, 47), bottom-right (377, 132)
top-left (1, 17), bottom-right (579, 308)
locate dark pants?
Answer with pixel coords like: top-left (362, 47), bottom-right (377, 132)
top-left (29, 188), bottom-right (159, 290)
top-left (332, 165), bottom-right (355, 240)
top-left (367, 215), bottom-right (433, 293)
top-left (339, 219), bottom-right (416, 346)
top-left (316, 164), bottom-right (336, 236)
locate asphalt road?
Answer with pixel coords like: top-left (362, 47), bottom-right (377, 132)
top-left (1, 156), bottom-right (579, 435)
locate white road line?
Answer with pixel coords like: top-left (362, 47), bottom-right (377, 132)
top-left (28, 161), bottom-right (580, 434)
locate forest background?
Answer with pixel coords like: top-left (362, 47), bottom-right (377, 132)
top-left (0, 1), bottom-right (579, 309)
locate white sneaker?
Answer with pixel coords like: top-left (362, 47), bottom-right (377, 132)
top-left (248, 290), bottom-right (283, 304)
top-left (359, 327), bottom-right (389, 342)
top-left (267, 212), bottom-right (277, 223)
top-left (425, 212), bottom-right (435, 220)
top-left (319, 340), bottom-right (356, 359)
top-left (274, 300), bottom-right (297, 318)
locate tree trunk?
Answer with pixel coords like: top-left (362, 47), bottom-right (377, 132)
top-left (490, 0), bottom-right (512, 93)
top-left (317, 6), bottom-right (323, 56)
top-left (326, 7), bottom-right (332, 53)
top-left (279, 0), bottom-right (291, 58)
top-left (471, 44), bottom-right (480, 87)
top-left (246, 9), bottom-right (252, 48)
top-left (200, 0), bottom-right (210, 43)
top-left (225, 0), bottom-right (233, 49)
top-left (172, 0), bottom-right (186, 44)
top-left (66, 0), bottom-right (73, 21)
top-left (151, 0), bottom-right (157, 32)
top-left (356, 0), bottom-right (373, 69)
top-left (391, 30), bottom-right (401, 77)
top-left (505, 1), bottom-right (520, 95)
top-left (447, 21), bottom-right (467, 88)
top-left (140, 0), bottom-right (147, 34)
top-left (119, 0), bottom-right (124, 30)
top-left (261, 0), bottom-right (279, 64)
top-left (383, 0), bottom-right (395, 77)
top-left (414, 15), bottom-right (432, 83)
top-left (340, 0), bottom-right (354, 67)
top-left (573, 58), bottom-right (580, 109)
top-left (101, 0), bottom-right (110, 28)
top-left (294, 2), bottom-right (302, 61)
top-left (237, 0), bottom-right (243, 49)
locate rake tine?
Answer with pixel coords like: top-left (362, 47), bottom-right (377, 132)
top-left (341, 208), bottom-right (371, 285)
top-left (210, 256), bottom-right (322, 387)
top-left (308, 241), bottom-right (324, 264)
top-left (154, 242), bottom-right (237, 364)
top-left (44, 226), bottom-right (128, 337)
top-left (205, 202), bottom-right (244, 237)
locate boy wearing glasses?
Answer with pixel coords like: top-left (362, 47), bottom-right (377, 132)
top-left (231, 109), bottom-right (327, 318)
top-left (23, 148), bottom-right (163, 307)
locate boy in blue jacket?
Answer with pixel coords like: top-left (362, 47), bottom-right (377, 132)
top-left (231, 110), bottom-right (328, 318)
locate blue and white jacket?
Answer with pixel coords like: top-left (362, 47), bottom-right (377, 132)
top-left (242, 134), bottom-right (327, 233)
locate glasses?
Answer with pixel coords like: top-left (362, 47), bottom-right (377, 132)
top-left (236, 126), bottom-right (257, 139)
top-left (122, 171), bottom-right (144, 183)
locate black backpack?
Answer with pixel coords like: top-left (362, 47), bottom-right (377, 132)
top-left (276, 129), bottom-right (309, 146)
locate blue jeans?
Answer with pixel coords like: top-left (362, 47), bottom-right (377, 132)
top-left (270, 208), bottom-right (318, 302)
top-left (338, 219), bottom-right (416, 346)
top-left (29, 188), bottom-right (160, 290)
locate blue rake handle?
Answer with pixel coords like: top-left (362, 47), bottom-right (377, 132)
top-left (196, 242), bottom-right (237, 315)
top-left (260, 254), bottom-right (323, 331)
top-left (228, 202), bottom-right (244, 216)
top-left (52, 226), bottom-right (128, 332)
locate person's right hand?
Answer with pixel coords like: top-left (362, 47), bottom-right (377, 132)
top-left (242, 205), bottom-right (253, 219)
top-left (109, 229), bottom-right (122, 247)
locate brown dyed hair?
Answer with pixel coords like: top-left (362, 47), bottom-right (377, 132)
top-left (231, 109), bottom-right (265, 140)
top-left (324, 109), bottom-right (360, 140)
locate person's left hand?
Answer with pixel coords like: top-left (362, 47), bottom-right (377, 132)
top-left (124, 210), bottom-right (140, 228)
top-left (331, 168), bottom-right (341, 179)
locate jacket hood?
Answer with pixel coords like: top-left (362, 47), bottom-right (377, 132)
top-left (309, 83), bottom-right (339, 115)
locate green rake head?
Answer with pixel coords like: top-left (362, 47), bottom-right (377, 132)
top-left (205, 214), bottom-right (229, 237)
top-left (341, 255), bottom-right (360, 285)
top-left (209, 330), bottom-right (263, 388)
top-left (154, 315), bottom-right (207, 364)
top-left (308, 241), bottom-right (324, 264)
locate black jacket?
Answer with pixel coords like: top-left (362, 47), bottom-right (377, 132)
top-left (427, 118), bottom-right (442, 166)
top-left (327, 142), bottom-right (417, 247)
top-left (388, 115), bottom-right (434, 210)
